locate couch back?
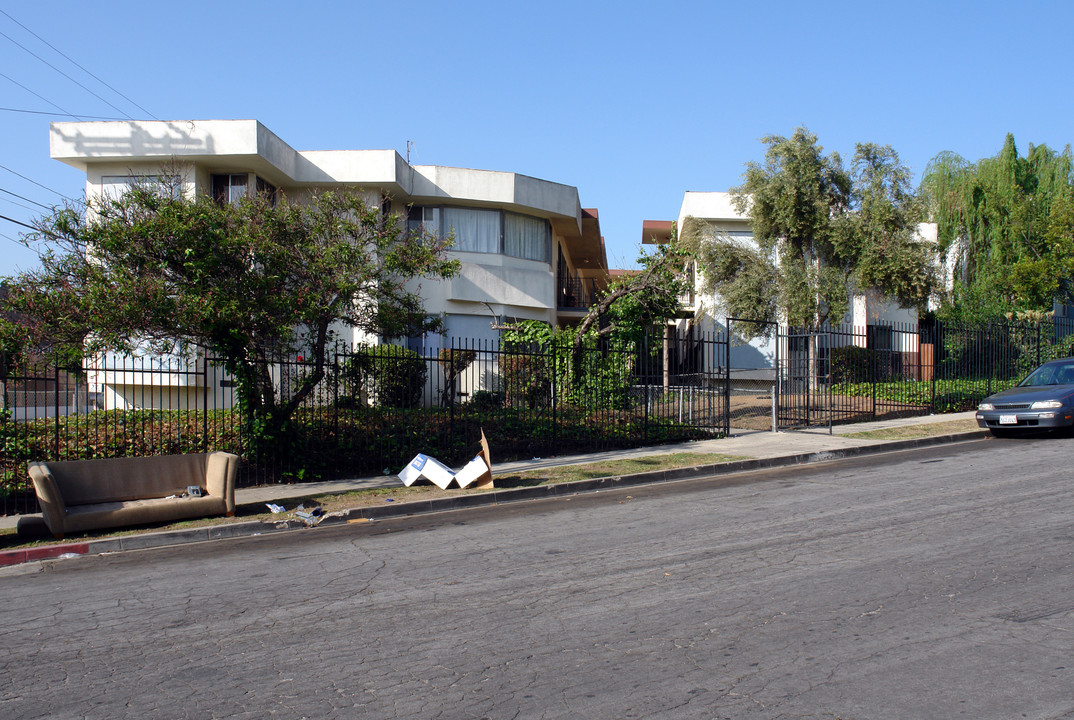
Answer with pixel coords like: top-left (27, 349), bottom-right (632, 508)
top-left (47, 454), bottom-right (210, 506)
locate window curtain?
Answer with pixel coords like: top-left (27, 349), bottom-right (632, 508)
top-left (443, 208), bottom-right (500, 253)
top-left (505, 213), bottom-right (550, 262)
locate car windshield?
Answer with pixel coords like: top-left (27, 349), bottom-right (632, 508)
top-left (1020, 363), bottom-right (1074, 386)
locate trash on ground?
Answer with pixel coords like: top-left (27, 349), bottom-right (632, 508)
top-left (397, 429), bottom-right (494, 490)
top-left (295, 506), bottom-right (324, 527)
top-left (265, 503), bottom-right (285, 514)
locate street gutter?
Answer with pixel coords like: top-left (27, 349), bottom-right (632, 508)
top-left (0, 430), bottom-right (990, 570)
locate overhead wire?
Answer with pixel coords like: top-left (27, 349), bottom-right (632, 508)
top-left (0, 69), bottom-right (83, 120)
top-left (0, 107), bottom-right (130, 120)
top-left (0, 213), bottom-right (37, 231)
top-left (0, 9), bottom-right (158, 263)
top-left (0, 187), bottom-right (53, 210)
top-left (0, 163), bottom-right (71, 200)
top-left (0, 9), bottom-right (158, 121)
top-left (0, 27), bottom-right (135, 120)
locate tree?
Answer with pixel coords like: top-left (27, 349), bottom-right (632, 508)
top-left (1, 183), bottom-right (459, 439)
top-left (920, 134), bottom-right (1074, 319)
top-left (573, 240), bottom-right (694, 348)
top-left (684, 128), bottom-right (936, 334)
top-left (495, 242), bottom-right (695, 411)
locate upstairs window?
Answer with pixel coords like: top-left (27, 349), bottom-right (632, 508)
top-left (505, 212), bottom-right (550, 262)
top-left (256, 177), bottom-right (278, 205)
top-left (211, 173), bottom-right (277, 205)
top-left (100, 174), bottom-right (181, 201)
top-left (408, 206), bottom-right (440, 239)
top-left (443, 207), bottom-right (500, 254)
top-left (408, 205), bottom-right (553, 263)
top-left (212, 173), bottom-right (248, 204)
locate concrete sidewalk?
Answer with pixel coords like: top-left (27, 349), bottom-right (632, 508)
top-left (0, 411), bottom-right (985, 568)
top-left (232, 410), bottom-right (982, 506)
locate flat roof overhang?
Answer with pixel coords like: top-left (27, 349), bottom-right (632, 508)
top-left (642, 219), bottom-right (674, 245)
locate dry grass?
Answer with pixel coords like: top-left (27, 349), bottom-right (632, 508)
top-left (841, 418), bottom-right (980, 440)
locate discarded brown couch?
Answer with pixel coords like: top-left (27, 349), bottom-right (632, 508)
top-left (28, 452), bottom-right (239, 539)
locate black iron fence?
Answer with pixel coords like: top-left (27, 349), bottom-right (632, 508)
top-left (5, 316), bottom-right (1074, 516)
top-left (0, 330), bottom-right (731, 515)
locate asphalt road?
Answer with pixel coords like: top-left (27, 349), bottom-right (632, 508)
top-left (2, 437), bottom-right (1073, 719)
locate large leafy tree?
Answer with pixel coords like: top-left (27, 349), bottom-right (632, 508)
top-left (1, 183), bottom-right (458, 438)
top-left (920, 134), bottom-right (1074, 318)
top-left (683, 128), bottom-right (936, 333)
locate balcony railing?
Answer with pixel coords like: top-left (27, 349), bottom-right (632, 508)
top-left (557, 278), bottom-right (604, 310)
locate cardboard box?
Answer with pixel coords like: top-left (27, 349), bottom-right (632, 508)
top-left (396, 429), bottom-right (494, 490)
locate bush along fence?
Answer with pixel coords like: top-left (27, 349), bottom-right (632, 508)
top-left (0, 330), bottom-right (731, 515)
top-left (4, 316), bottom-right (1074, 515)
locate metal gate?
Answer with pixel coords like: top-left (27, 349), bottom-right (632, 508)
top-left (776, 326), bottom-right (832, 431)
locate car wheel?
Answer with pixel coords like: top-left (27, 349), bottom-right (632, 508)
top-left (989, 427), bottom-right (1016, 438)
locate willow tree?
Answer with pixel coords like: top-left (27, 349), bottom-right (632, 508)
top-left (682, 128), bottom-right (935, 336)
top-left (920, 134), bottom-right (1074, 318)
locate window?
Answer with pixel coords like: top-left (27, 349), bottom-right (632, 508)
top-left (443, 208), bottom-right (500, 254)
top-left (505, 213), bottom-right (550, 262)
top-left (212, 173), bottom-right (249, 204)
top-left (408, 206), bottom-right (440, 238)
top-left (100, 175), bottom-right (181, 201)
top-left (256, 177), bottom-right (278, 205)
top-left (407, 205), bottom-right (554, 262)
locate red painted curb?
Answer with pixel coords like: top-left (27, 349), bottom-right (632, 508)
top-left (0, 543), bottom-right (89, 567)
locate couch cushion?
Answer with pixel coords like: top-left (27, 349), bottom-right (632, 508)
top-left (48, 454), bottom-right (210, 506)
top-left (62, 494), bottom-right (226, 534)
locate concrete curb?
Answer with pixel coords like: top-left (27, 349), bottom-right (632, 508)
top-left (0, 430), bottom-right (990, 568)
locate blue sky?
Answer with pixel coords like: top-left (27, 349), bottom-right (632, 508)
top-left (2, 0), bottom-right (1073, 278)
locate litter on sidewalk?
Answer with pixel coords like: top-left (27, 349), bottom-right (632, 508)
top-left (398, 430), bottom-right (494, 490)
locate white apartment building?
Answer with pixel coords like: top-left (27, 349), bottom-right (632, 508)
top-left (644, 191), bottom-right (939, 381)
top-left (50, 120), bottom-right (610, 408)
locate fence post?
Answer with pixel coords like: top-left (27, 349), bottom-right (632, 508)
top-left (871, 326), bottom-right (878, 422)
top-left (202, 351), bottom-right (209, 452)
top-left (987, 323), bottom-right (993, 396)
top-left (643, 332), bottom-right (650, 443)
top-left (551, 338), bottom-right (557, 450)
top-left (53, 363), bottom-right (61, 458)
top-left (1037, 322), bottom-right (1042, 367)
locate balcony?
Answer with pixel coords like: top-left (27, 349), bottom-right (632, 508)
top-left (557, 278), bottom-right (605, 310)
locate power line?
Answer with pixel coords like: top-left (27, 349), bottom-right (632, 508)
top-left (0, 27), bottom-right (135, 120)
top-left (0, 196), bottom-right (40, 214)
top-left (0, 9), bottom-right (158, 121)
top-left (0, 213), bottom-right (37, 231)
top-left (0, 163), bottom-right (70, 200)
top-left (0, 106), bottom-right (131, 120)
top-left (0, 228), bottom-right (31, 248)
top-left (0, 187), bottom-right (52, 210)
top-left (0, 69), bottom-right (83, 120)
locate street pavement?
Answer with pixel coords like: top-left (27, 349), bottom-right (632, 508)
top-left (0, 411), bottom-right (983, 567)
top-left (2, 430), bottom-right (1071, 719)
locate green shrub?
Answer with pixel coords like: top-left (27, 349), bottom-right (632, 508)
top-left (469, 390), bottom-right (505, 411)
top-left (829, 345), bottom-right (879, 383)
top-left (344, 345), bottom-right (428, 408)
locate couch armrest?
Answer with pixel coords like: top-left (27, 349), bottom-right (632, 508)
top-left (28, 462), bottom-right (66, 537)
top-left (205, 452), bottom-right (239, 515)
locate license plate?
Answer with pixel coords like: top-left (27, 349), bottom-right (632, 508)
top-left (999, 414), bottom-right (1018, 425)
